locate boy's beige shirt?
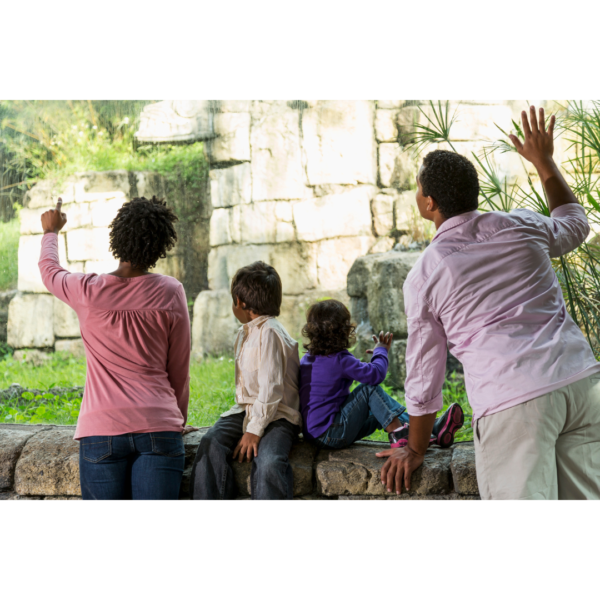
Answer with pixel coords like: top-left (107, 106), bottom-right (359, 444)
top-left (221, 315), bottom-right (302, 436)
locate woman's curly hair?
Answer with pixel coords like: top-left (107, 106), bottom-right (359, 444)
top-left (109, 196), bottom-right (178, 271)
top-left (302, 300), bottom-right (356, 356)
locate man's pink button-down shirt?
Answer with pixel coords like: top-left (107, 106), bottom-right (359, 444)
top-left (403, 204), bottom-right (600, 420)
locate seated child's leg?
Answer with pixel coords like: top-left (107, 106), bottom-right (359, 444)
top-left (351, 383), bottom-right (407, 435)
top-left (251, 419), bottom-right (298, 500)
top-left (190, 412), bottom-right (245, 500)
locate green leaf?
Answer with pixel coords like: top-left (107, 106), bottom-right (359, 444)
top-left (21, 391), bottom-right (33, 401)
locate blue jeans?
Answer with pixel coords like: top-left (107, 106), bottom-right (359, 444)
top-left (315, 384), bottom-right (409, 449)
top-left (79, 431), bottom-right (185, 500)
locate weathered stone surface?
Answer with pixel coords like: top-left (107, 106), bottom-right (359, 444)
top-left (7, 293), bottom-right (54, 349)
top-left (375, 109), bottom-right (399, 142)
top-left (209, 112), bottom-right (251, 164)
top-left (18, 233), bottom-right (67, 293)
top-left (13, 349), bottom-right (53, 365)
top-left (387, 339), bottom-right (408, 389)
top-left (316, 460), bottom-right (369, 496)
top-left (303, 101), bottom-right (377, 186)
top-left (213, 100), bottom-right (252, 113)
top-left (191, 290), bottom-right (240, 359)
top-left (84, 259), bottom-right (120, 275)
top-left (394, 189), bottom-right (418, 233)
top-left (294, 186), bottom-right (376, 242)
top-left (55, 339), bottom-right (85, 358)
top-left (208, 244), bottom-right (273, 291)
top-left (251, 106), bottom-right (306, 201)
top-left (14, 428), bottom-right (80, 497)
top-left (90, 194), bottom-right (128, 227)
top-left (269, 243), bottom-right (318, 296)
top-left (370, 237), bottom-right (395, 254)
top-left (0, 428), bottom-right (42, 490)
top-left (53, 297), bottom-right (80, 338)
top-left (347, 253), bottom-right (380, 298)
top-left (379, 143), bottom-right (417, 189)
top-left (451, 443), bottom-right (479, 495)
top-left (72, 171), bottom-right (131, 199)
top-left (210, 208), bottom-right (235, 247)
top-left (238, 201), bottom-right (296, 245)
top-left (210, 163), bottom-right (252, 208)
top-left (66, 227), bottom-right (112, 262)
top-left (316, 237), bottom-right (375, 290)
top-left (372, 192), bottom-right (395, 236)
top-left (376, 100), bottom-right (407, 110)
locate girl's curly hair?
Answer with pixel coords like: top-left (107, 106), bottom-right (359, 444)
top-left (109, 196), bottom-right (178, 271)
top-left (302, 300), bottom-right (356, 356)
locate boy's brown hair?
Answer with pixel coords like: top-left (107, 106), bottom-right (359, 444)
top-left (231, 261), bottom-right (282, 316)
top-left (302, 300), bottom-right (356, 356)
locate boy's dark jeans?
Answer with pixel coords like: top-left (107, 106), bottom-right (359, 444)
top-left (79, 431), bottom-right (185, 500)
top-left (190, 412), bottom-right (298, 500)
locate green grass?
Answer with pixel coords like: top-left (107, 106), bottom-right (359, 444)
top-left (0, 351), bottom-right (473, 442)
top-left (0, 217), bottom-right (19, 291)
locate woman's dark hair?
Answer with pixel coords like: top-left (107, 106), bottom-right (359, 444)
top-left (109, 196), bottom-right (178, 270)
top-left (231, 261), bottom-right (282, 316)
top-left (302, 300), bottom-right (356, 356)
top-left (420, 149), bottom-right (480, 218)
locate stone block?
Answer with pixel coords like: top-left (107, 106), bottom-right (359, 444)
top-left (376, 100), bottom-right (407, 109)
top-left (370, 237), bottom-right (395, 254)
top-left (210, 208), bottom-right (235, 247)
top-left (53, 297), bottom-right (80, 338)
top-left (239, 202), bottom-right (296, 245)
top-left (394, 190), bottom-right (418, 234)
top-left (379, 143), bottom-right (417, 189)
top-left (14, 428), bottom-right (81, 497)
top-left (375, 109), bottom-right (399, 142)
top-left (450, 443), bottom-right (479, 495)
top-left (208, 244), bottom-right (273, 291)
top-left (294, 185), bottom-right (376, 242)
top-left (72, 171), bottom-right (131, 199)
top-left (396, 106), bottom-right (421, 145)
top-left (303, 101), bottom-right (377, 186)
top-left (212, 100), bottom-right (252, 113)
top-left (191, 290), bottom-right (240, 359)
top-left (316, 237), bottom-right (375, 290)
top-left (133, 171), bottom-right (167, 199)
top-left (347, 253), bottom-right (381, 298)
top-left (0, 428), bottom-right (43, 490)
top-left (13, 350), bottom-right (53, 366)
top-left (209, 112), bottom-right (251, 164)
top-left (55, 339), bottom-right (85, 358)
top-left (153, 255), bottom-right (184, 281)
top-left (7, 293), bottom-right (54, 349)
top-left (84, 260), bottom-right (119, 275)
top-left (318, 444), bottom-right (452, 497)
top-left (387, 339), bottom-right (408, 389)
top-left (210, 163), bottom-right (252, 208)
top-left (372, 192), bottom-right (395, 236)
top-left (90, 194), bottom-right (128, 227)
top-left (20, 207), bottom-right (49, 236)
top-left (24, 179), bottom-right (58, 209)
top-left (250, 106), bottom-right (306, 201)
top-left (66, 227), bottom-right (112, 262)
top-left (18, 233), bottom-right (67, 293)
top-left (269, 242), bottom-right (318, 296)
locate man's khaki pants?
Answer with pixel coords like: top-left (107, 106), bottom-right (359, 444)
top-left (474, 373), bottom-right (600, 499)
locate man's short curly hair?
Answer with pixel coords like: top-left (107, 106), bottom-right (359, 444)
top-left (302, 300), bottom-right (356, 356)
top-left (109, 196), bottom-right (178, 271)
top-left (420, 150), bottom-right (480, 218)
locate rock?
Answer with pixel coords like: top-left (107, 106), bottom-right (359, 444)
top-left (316, 461), bottom-right (369, 496)
top-left (375, 109), bottom-right (399, 142)
top-left (0, 428), bottom-right (44, 490)
top-left (450, 443), bottom-right (479, 495)
top-left (303, 100), bottom-right (377, 186)
top-left (84, 260), bottom-right (120, 275)
top-left (13, 349), bottom-right (53, 365)
top-left (316, 237), bottom-right (375, 290)
top-left (208, 244), bottom-right (273, 291)
top-left (379, 143), bottom-right (417, 189)
top-left (14, 428), bottom-right (80, 497)
top-left (90, 194), bottom-right (128, 227)
top-left (53, 297), bottom-right (80, 338)
top-left (387, 339), bottom-right (408, 389)
top-left (269, 243), bottom-right (318, 296)
top-left (347, 253), bottom-right (381, 298)
top-left (212, 100), bottom-right (252, 113)
top-left (66, 227), bottom-right (112, 262)
top-left (191, 290), bottom-right (240, 359)
top-left (209, 112), bottom-right (251, 164)
top-left (293, 185), bottom-right (376, 242)
top-left (209, 208), bottom-right (235, 247)
top-left (376, 100), bottom-right (407, 110)
top-left (18, 233), bottom-right (67, 293)
top-left (54, 339), bottom-right (85, 358)
top-left (7, 293), bottom-right (54, 349)
top-left (250, 105), bottom-right (306, 201)
top-left (394, 189), bottom-right (418, 234)
top-left (71, 171), bottom-right (132, 200)
top-left (396, 106), bottom-right (421, 145)
top-left (210, 163), bottom-right (252, 208)
top-left (372, 192), bottom-right (395, 236)
top-left (238, 201), bottom-right (296, 245)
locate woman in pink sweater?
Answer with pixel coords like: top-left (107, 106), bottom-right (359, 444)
top-left (39, 196), bottom-right (190, 500)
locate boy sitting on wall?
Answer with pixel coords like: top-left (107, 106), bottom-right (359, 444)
top-left (190, 261), bottom-right (302, 500)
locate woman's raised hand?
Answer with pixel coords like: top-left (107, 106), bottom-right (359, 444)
top-left (366, 331), bottom-right (393, 354)
top-left (41, 197), bottom-right (68, 234)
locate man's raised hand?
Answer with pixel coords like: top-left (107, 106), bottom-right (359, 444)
top-left (41, 197), bottom-right (68, 234)
top-left (508, 105), bottom-right (555, 167)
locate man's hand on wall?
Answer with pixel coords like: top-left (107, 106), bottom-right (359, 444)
top-left (233, 432), bottom-right (261, 462)
top-left (366, 331), bottom-right (393, 354)
top-left (41, 197), bottom-right (67, 234)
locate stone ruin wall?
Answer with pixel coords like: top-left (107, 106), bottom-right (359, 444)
top-left (7, 99), bottom-right (564, 361)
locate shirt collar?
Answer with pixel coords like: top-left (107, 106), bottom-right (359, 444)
top-left (243, 315), bottom-right (272, 331)
top-left (432, 210), bottom-right (480, 242)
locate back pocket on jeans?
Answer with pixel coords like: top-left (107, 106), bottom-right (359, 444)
top-left (150, 432), bottom-right (185, 457)
top-left (81, 438), bottom-right (112, 463)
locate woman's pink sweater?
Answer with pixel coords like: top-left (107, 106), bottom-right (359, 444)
top-left (39, 233), bottom-right (190, 440)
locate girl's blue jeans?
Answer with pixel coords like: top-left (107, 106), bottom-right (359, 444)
top-left (315, 383), bottom-right (409, 449)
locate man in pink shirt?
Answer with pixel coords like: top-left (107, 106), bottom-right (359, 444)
top-left (378, 106), bottom-right (600, 499)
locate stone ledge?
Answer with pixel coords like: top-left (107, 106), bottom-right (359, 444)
top-left (0, 424), bottom-right (479, 500)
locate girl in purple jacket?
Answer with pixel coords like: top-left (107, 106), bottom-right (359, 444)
top-left (299, 300), bottom-right (463, 449)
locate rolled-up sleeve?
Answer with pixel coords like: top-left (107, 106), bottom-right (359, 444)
top-left (403, 281), bottom-right (447, 416)
top-left (246, 328), bottom-right (285, 437)
top-left (536, 204), bottom-right (590, 257)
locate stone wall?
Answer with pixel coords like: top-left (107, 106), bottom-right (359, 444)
top-left (0, 424), bottom-right (480, 500)
top-left (6, 170), bottom-right (210, 357)
top-left (165, 100), bottom-right (545, 357)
